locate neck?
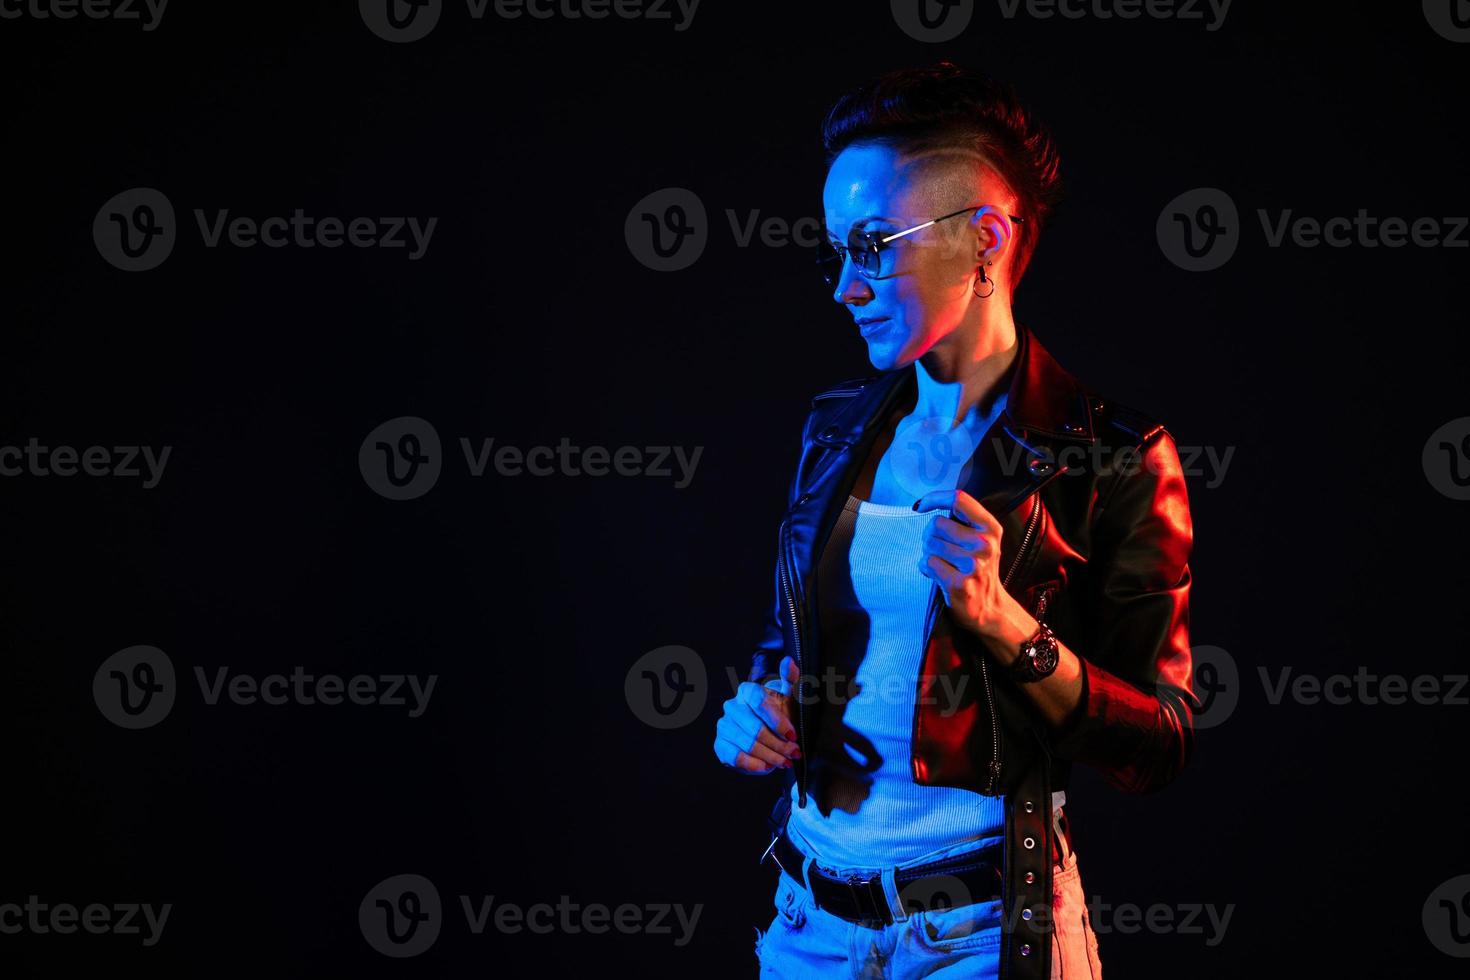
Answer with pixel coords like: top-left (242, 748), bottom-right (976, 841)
top-left (912, 302), bottom-right (1020, 429)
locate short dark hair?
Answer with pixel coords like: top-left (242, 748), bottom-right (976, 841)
top-left (821, 63), bottom-right (1063, 287)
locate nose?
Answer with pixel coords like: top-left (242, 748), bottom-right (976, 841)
top-left (831, 252), bottom-right (873, 306)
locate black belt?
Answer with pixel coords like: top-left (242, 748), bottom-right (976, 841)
top-left (770, 830), bottom-right (1003, 927)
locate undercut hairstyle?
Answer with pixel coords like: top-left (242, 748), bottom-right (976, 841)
top-left (821, 63), bottom-right (1063, 288)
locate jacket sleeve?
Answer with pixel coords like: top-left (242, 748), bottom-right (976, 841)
top-left (747, 407), bottom-right (815, 687)
top-left (1048, 426), bottom-right (1200, 793)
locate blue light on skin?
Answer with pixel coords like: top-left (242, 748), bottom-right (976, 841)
top-left (823, 142), bottom-right (1026, 507)
top-left (821, 141), bottom-right (1087, 732)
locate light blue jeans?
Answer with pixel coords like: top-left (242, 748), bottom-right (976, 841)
top-left (754, 806), bottom-right (1102, 979)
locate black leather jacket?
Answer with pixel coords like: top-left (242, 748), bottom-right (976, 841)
top-left (749, 321), bottom-right (1199, 979)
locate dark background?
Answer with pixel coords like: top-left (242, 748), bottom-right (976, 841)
top-left (5, 2), bottom-right (1469, 977)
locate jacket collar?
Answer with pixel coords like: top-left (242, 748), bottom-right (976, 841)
top-left (812, 321), bottom-right (1097, 452)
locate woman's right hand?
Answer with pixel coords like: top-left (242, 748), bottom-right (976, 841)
top-left (713, 655), bottom-right (803, 774)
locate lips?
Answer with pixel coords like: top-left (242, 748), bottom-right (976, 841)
top-left (856, 316), bottom-right (891, 337)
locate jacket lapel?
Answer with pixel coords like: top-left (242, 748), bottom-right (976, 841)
top-left (788, 322), bottom-right (1099, 601)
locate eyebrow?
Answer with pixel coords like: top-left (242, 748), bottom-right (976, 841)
top-left (825, 216), bottom-right (898, 239)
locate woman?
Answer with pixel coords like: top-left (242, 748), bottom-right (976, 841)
top-left (713, 64), bottom-right (1198, 979)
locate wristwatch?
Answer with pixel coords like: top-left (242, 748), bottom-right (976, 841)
top-left (1010, 621), bottom-right (1059, 683)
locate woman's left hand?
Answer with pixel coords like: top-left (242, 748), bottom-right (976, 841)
top-left (913, 489), bottom-right (1021, 642)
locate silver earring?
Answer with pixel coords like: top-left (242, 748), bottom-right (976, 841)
top-left (972, 263), bottom-right (994, 299)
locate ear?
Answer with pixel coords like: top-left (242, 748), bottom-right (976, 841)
top-left (969, 205), bottom-right (1019, 269)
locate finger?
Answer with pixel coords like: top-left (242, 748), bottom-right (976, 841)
top-left (730, 745), bottom-right (781, 774)
top-left (912, 489), bottom-right (957, 515)
top-left (913, 490), bottom-right (991, 535)
top-left (728, 693), bottom-right (800, 756)
top-left (920, 535), bottom-right (979, 575)
top-left (919, 553), bottom-right (965, 592)
top-left (715, 733), bottom-right (777, 773)
top-left (717, 719), bottom-right (789, 769)
top-left (738, 683), bottom-right (798, 742)
top-left (925, 513), bottom-right (988, 549)
top-left (949, 489), bottom-right (998, 531)
top-left (725, 702), bottom-right (799, 761)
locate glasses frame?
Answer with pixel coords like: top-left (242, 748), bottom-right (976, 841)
top-left (818, 205), bottom-right (1025, 286)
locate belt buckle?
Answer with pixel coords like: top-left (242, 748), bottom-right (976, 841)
top-left (843, 870), bottom-right (891, 927)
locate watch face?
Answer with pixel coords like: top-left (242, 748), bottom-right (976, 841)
top-left (1033, 640), bottom-right (1059, 673)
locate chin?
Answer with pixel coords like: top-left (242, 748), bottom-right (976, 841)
top-left (864, 339), bottom-right (916, 373)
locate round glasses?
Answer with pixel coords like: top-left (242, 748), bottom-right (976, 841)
top-left (817, 205), bottom-right (1024, 288)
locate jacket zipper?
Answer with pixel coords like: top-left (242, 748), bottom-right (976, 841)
top-left (777, 517), bottom-right (807, 804)
top-left (983, 491), bottom-right (1045, 794)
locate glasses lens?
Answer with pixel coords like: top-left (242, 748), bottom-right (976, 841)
top-left (816, 240), bottom-right (843, 287)
top-left (853, 235), bottom-right (883, 278)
